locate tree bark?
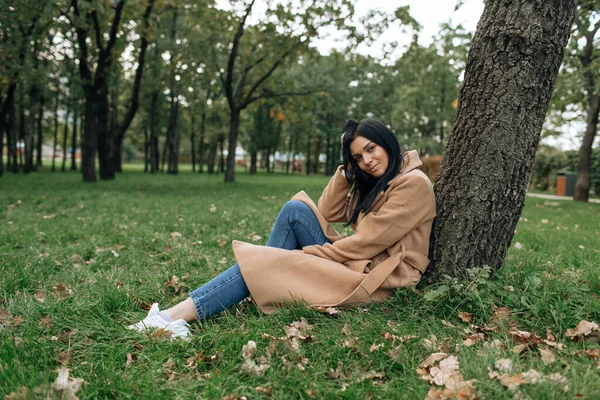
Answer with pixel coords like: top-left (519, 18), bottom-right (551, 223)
top-left (8, 100), bottom-right (18, 173)
top-left (167, 99), bottom-right (179, 175)
top-left (305, 135), bottom-right (311, 176)
top-left (61, 104), bottom-right (71, 172)
top-left (429, 0), bottom-right (576, 280)
top-left (219, 135), bottom-right (225, 174)
top-left (71, 103), bottom-right (78, 171)
top-left (51, 86), bottom-right (60, 172)
top-left (249, 150), bottom-right (257, 174)
top-left (150, 91), bottom-right (159, 173)
top-left (198, 110), bottom-right (206, 173)
top-left (207, 140), bottom-right (217, 174)
top-left (25, 85), bottom-right (39, 173)
top-left (144, 125), bottom-right (149, 173)
top-left (225, 110), bottom-right (240, 181)
top-left (574, 95), bottom-right (600, 202)
top-left (190, 112), bottom-right (196, 172)
top-left (36, 94), bottom-right (44, 168)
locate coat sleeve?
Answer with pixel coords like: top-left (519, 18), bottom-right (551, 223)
top-left (317, 165), bottom-right (352, 223)
top-left (304, 173), bottom-right (434, 263)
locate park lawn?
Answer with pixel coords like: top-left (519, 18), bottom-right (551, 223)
top-left (1, 166), bottom-right (599, 399)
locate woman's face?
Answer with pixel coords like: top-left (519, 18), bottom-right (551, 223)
top-left (349, 135), bottom-right (389, 178)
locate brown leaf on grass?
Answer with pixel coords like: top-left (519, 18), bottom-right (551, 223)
top-left (343, 338), bottom-right (358, 349)
top-left (458, 312), bottom-right (472, 323)
top-left (509, 330), bottom-right (542, 345)
top-left (222, 394), bottom-right (247, 400)
top-left (576, 348), bottom-right (600, 359)
top-left (256, 386), bottom-right (272, 396)
top-left (539, 348), bottom-right (556, 365)
top-left (246, 232), bottom-right (262, 242)
top-left (565, 320), bottom-right (599, 339)
top-left (356, 370), bottom-right (384, 383)
top-left (491, 306), bottom-right (512, 322)
top-left (281, 355), bottom-right (309, 371)
top-left (421, 335), bottom-right (439, 351)
top-left (341, 323), bottom-right (352, 336)
top-left (163, 358), bottom-right (176, 369)
top-left (326, 361), bottom-right (346, 379)
top-left (39, 316), bottom-right (53, 329)
top-left (57, 350), bottom-right (72, 366)
top-left (12, 315), bottom-right (24, 327)
top-left (388, 344), bottom-right (403, 361)
top-left (242, 341), bottom-right (257, 360)
top-left (441, 320), bottom-right (457, 328)
top-left (5, 386), bottom-right (28, 399)
top-left (315, 306), bottom-right (341, 315)
top-left (51, 367), bottom-right (85, 400)
top-left (241, 358), bottom-right (270, 376)
top-left (369, 343), bottom-right (384, 353)
top-left (34, 290), bottom-right (46, 303)
top-left (285, 318), bottom-right (314, 340)
top-left (463, 333), bottom-right (485, 347)
top-left (512, 344), bottom-right (529, 355)
top-left (52, 283), bottom-right (72, 299)
top-left (495, 359), bottom-right (512, 373)
top-left (149, 328), bottom-right (173, 340)
top-left (126, 353), bottom-right (137, 367)
top-left (165, 275), bottom-right (183, 293)
top-left (429, 355), bottom-right (460, 386)
top-left (426, 378), bottom-right (478, 400)
top-left (383, 332), bottom-right (401, 341)
top-left (420, 353), bottom-right (450, 369)
top-left (70, 254), bottom-right (83, 263)
top-left (170, 231), bottom-right (182, 238)
top-left (217, 239), bottom-right (226, 247)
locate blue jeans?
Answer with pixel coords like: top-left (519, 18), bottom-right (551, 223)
top-left (189, 200), bottom-right (330, 321)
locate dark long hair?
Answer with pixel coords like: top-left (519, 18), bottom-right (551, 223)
top-left (342, 118), bottom-right (403, 225)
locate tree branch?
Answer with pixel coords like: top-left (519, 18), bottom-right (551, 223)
top-left (241, 50), bottom-right (290, 108)
top-left (91, 8), bottom-right (104, 53)
top-left (224, 0), bottom-right (256, 108)
top-left (245, 90), bottom-right (319, 106)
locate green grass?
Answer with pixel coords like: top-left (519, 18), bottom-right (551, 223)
top-left (1, 165), bottom-right (599, 399)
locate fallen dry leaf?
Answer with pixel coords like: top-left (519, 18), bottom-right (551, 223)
top-left (57, 350), bottom-right (72, 366)
top-left (256, 386), bottom-right (272, 396)
top-left (369, 343), bottom-right (384, 353)
top-left (126, 353), bottom-right (136, 367)
top-left (165, 275), bottom-right (183, 293)
top-left (441, 320), bottom-right (457, 328)
top-left (12, 315), bottom-right (24, 327)
top-left (51, 367), bottom-right (85, 400)
top-left (491, 306), bottom-right (512, 322)
top-left (242, 341), bottom-right (257, 360)
top-left (246, 232), bottom-right (262, 242)
top-left (565, 320), bottom-right (599, 339)
top-left (388, 344), bottom-right (403, 360)
top-left (343, 338), bottom-right (358, 349)
top-left (326, 361), bottom-right (346, 379)
top-left (458, 312), bottom-right (472, 323)
top-left (34, 290), bottom-right (46, 303)
top-left (170, 231), bottom-right (182, 238)
top-left (52, 283), bottom-right (72, 299)
top-left (429, 355), bottom-right (460, 386)
top-left (241, 358), bottom-right (270, 376)
top-left (39, 316), bottom-right (53, 329)
top-left (315, 306), bottom-right (341, 315)
top-left (284, 318), bottom-right (314, 340)
top-left (341, 323), bottom-right (352, 336)
top-left (420, 353), bottom-right (450, 369)
top-left (463, 333), bottom-right (484, 347)
top-left (495, 359), bottom-right (512, 373)
top-left (539, 348), bottom-right (556, 365)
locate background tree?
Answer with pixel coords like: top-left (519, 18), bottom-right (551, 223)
top-left (429, 0), bottom-right (576, 280)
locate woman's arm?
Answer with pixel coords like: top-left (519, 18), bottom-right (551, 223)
top-left (306, 172), bottom-right (435, 262)
top-left (317, 165), bottom-right (352, 223)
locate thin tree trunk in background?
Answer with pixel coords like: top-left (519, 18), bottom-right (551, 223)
top-left (286, 132), bottom-right (293, 174)
top-left (305, 135), bottom-right (311, 176)
top-left (224, 110), bottom-right (239, 181)
top-left (263, 148), bottom-right (270, 172)
top-left (190, 113), bottom-right (196, 172)
top-left (207, 141), bottom-right (217, 174)
top-left (429, 0), bottom-right (576, 280)
top-left (61, 104), bottom-right (71, 172)
top-left (219, 135), bottom-right (225, 173)
top-left (71, 104), bottom-right (78, 171)
top-left (325, 136), bottom-right (332, 175)
top-left (249, 150), bottom-right (257, 174)
top-left (574, 95), bottom-right (600, 202)
top-left (313, 136), bottom-right (321, 174)
top-left (144, 125), bottom-right (149, 173)
top-left (161, 135), bottom-right (168, 173)
top-left (0, 110), bottom-right (4, 177)
top-left (25, 85), bottom-right (39, 173)
top-left (198, 111), bottom-right (206, 173)
top-left (18, 95), bottom-right (25, 169)
top-left (51, 85), bottom-right (60, 172)
top-left (8, 100), bottom-right (18, 173)
top-left (36, 94), bottom-right (44, 168)
top-left (167, 100), bottom-right (179, 175)
top-left (150, 91), bottom-right (159, 173)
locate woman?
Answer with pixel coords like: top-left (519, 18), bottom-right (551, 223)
top-left (128, 118), bottom-right (436, 340)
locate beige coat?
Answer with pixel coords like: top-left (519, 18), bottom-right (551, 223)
top-left (233, 150), bottom-right (436, 314)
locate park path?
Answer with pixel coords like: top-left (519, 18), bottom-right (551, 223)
top-left (526, 193), bottom-right (600, 204)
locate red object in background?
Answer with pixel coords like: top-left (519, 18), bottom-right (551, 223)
top-left (556, 175), bottom-right (566, 196)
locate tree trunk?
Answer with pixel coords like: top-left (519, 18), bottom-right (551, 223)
top-left (219, 135), bottom-right (225, 174)
top-left (313, 136), bottom-right (321, 174)
top-left (61, 103), bottom-right (72, 172)
top-left (144, 125), bottom-right (149, 173)
top-left (0, 108), bottom-right (4, 177)
top-left (51, 87), bottom-right (59, 172)
top-left (573, 96), bottom-right (600, 202)
top-left (8, 100), bottom-right (18, 173)
top-left (150, 91), bottom-right (159, 173)
top-left (249, 150), bottom-right (257, 174)
top-left (428, 0), bottom-right (576, 280)
top-left (167, 100), bottom-right (179, 175)
top-left (225, 110), bottom-right (240, 182)
top-left (18, 94), bottom-right (25, 169)
top-left (190, 112), bottom-right (196, 172)
top-left (198, 111), bottom-right (206, 173)
top-left (36, 94), bottom-right (44, 168)
top-left (81, 94), bottom-right (99, 182)
top-left (71, 104), bottom-right (78, 171)
top-left (25, 86), bottom-right (39, 173)
top-left (305, 135), bottom-right (311, 176)
top-left (207, 140), bottom-right (217, 174)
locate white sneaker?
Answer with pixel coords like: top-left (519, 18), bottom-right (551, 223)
top-left (127, 303), bottom-right (192, 341)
